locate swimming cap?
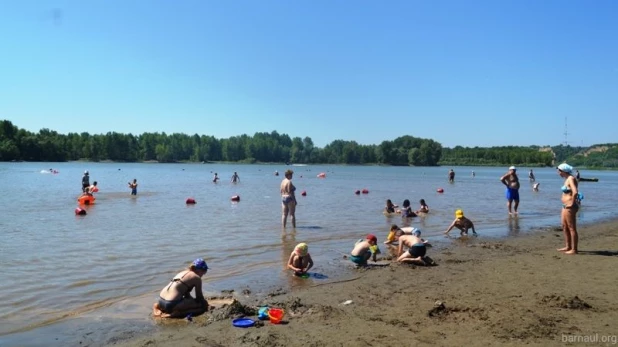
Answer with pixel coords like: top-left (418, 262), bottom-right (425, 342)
top-left (455, 209), bottom-right (464, 218)
top-left (509, 166), bottom-right (516, 171)
top-left (192, 258), bottom-right (209, 270)
top-left (84, 170), bottom-right (89, 174)
top-left (412, 228), bottom-right (421, 237)
top-left (294, 243), bottom-right (308, 256)
top-left (366, 234), bottom-right (378, 243)
top-left (557, 163), bottom-right (573, 174)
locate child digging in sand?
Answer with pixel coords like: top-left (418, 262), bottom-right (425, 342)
top-left (349, 234), bottom-right (380, 266)
top-left (397, 229), bottom-right (431, 265)
top-left (287, 243), bottom-right (314, 276)
top-left (444, 209), bottom-right (477, 236)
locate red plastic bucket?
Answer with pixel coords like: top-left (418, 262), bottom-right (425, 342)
top-left (268, 308), bottom-right (284, 324)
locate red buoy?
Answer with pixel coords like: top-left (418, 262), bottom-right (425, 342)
top-left (355, 190), bottom-right (361, 195)
top-left (75, 207), bottom-right (87, 215)
top-left (437, 188), bottom-right (444, 193)
top-left (231, 195), bottom-right (240, 201)
top-left (186, 198), bottom-right (196, 204)
top-left (301, 191), bottom-right (307, 196)
top-left (361, 189), bottom-right (369, 194)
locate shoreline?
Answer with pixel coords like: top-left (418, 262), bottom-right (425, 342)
top-left (6, 217), bottom-right (612, 347)
top-left (113, 218), bottom-right (618, 347)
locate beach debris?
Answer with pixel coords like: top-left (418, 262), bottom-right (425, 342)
top-left (221, 289), bottom-right (235, 295)
top-left (541, 295), bottom-right (592, 310)
top-left (428, 301), bottom-right (447, 317)
top-left (241, 288), bottom-right (251, 295)
top-left (341, 300), bottom-right (353, 306)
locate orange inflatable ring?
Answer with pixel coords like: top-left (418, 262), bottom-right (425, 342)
top-left (78, 195), bottom-right (96, 205)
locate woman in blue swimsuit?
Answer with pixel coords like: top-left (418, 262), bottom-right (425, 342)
top-left (557, 163), bottom-right (579, 255)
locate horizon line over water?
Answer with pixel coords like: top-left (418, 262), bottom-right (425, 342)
top-left (1, 162), bottom-right (617, 345)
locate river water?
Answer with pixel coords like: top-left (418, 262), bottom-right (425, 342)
top-left (1, 162), bottom-right (616, 345)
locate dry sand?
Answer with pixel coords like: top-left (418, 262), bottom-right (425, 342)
top-left (112, 220), bottom-right (618, 347)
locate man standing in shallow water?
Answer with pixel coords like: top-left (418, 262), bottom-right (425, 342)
top-left (500, 166), bottom-right (520, 214)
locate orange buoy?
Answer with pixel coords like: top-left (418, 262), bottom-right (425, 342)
top-left (77, 195), bottom-right (95, 205)
top-left (231, 195), bottom-right (240, 202)
top-left (75, 207), bottom-right (87, 215)
top-left (362, 189), bottom-right (369, 194)
top-left (301, 191), bottom-right (307, 196)
top-left (437, 188), bottom-right (444, 193)
top-left (355, 190), bottom-right (361, 195)
top-left (186, 198), bottom-right (196, 204)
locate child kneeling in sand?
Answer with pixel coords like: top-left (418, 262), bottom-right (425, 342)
top-left (444, 209), bottom-right (477, 236)
top-left (350, 234), bottom-right (380, 266)
top-left (397, 229), bottom-right (431, 265)
top-left (153, 258), bottom-right (209, 318)
top-left (287, 243), bottom-right (314, 276)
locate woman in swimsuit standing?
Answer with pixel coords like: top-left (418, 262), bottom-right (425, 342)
top-left (280, 169), bottom-right (297, 228)
top-left (153, 258), bottom-right (209, 318)
top-left (557, 163), bottom-right (579, 255)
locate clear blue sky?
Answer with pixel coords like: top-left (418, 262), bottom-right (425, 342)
top-left (1, 0), bottom-right (616, 148)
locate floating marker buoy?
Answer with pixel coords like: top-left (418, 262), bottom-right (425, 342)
top-left (75, 207), bottom-right (87, 215)
top-left (317, 173), bottom-right (326, 178)
top-left (186, 198), bottom-right (196, 204)
top-left (301, 191), bottom-right (307, 196)
top-left (355, 190), bottom-right (361, 195)
top-left (437, 188), bottom-right (444, 193)
top-left (361, 189), bottom-right (369, 194)
top-left (231, 195), bottom-right (240, 202)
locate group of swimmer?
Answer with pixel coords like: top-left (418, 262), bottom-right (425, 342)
top-left (77, 170), bottom-right (138, 200)
top-left (151, 163), bottom-right (584, 319)
top-left (211, 171), bottom-right (241, 183)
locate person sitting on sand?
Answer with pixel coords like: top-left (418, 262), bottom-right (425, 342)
top-left (397, 229), bottom-right (431, 265)
top-left (445, 209), bottom-right (477, 236)
top-left (385, 225), bottom-right (423, 245)
top-left (384, 199), bottom-right (396, 214)
top-left (153, 258), bottom-right (209, 318)
top-left (398, 199), bottom-right (417, 218)
top-left (416, 199), bottom-right (429, 214)
top-left (385, 224), bottom-right (403, 244)
top-left (287, 243), bottom-right (314, 276)
top-left (350, 234), bottom-right (380, 266)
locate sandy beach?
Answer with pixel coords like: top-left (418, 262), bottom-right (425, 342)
top-left (110, 219), bottom-right (618, 347)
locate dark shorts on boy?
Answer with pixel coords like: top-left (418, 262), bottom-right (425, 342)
top-left (407, 243), bottom-right (426, 258)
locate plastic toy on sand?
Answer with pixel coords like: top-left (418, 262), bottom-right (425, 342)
top-left (268, 308), bottom-right (285, 324)
top-left (232, 318), bottom-right (255, 328)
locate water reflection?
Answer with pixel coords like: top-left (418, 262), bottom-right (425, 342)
top-left (508, 216), bottom-right (520, 236)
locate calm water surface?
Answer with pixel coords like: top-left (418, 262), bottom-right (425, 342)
top-left (1, 162), bottom-right (617, 344)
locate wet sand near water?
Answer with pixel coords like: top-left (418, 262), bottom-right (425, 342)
top-left (107, 219), bottom-right (618, 347)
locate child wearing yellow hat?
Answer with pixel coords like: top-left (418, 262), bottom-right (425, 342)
top-left (287, 243), bottom-right (314, 276)
top-left (445, 209), bottom-right (477, 236)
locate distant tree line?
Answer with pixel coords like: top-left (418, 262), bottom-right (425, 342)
top-left (439, 146), bottom-right (555, 167)
top-left (2, 120), bottom-right (615, 168)
top-left (0, 120), bottom-right (442, 165)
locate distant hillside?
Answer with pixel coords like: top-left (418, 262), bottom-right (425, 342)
top-left (565, 143), bottom-right (618, 169)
